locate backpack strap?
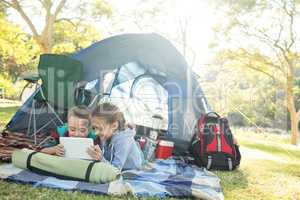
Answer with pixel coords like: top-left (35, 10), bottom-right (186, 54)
top-left (205, 112), bottom-right (220, 118)
top-left (207, 155), bottom-right (212, 169)
top-left (219, 119), bottom-right (235, 155)
top-left (198, 115), bottom-right (206, 134)
top-left (228, 158), bottom-right (233, 170)
top-left (198, 115), bottom-right (206, 156)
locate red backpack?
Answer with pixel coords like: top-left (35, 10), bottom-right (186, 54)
top-left (190, 112), bottom-right (241, 170)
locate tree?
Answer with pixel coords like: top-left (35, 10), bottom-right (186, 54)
top-left (0, 0), bottom-right (112, 53)
top-left (107, 0), bottom-right (198, 67)
top-left (0, 3), bottom-right (39, 78)
top-left (52, 20), bottom-right (101, 54)
top-left (200, 62), bottom-right (287, 129)
top-left (212, 0), bottom-right (300, 144)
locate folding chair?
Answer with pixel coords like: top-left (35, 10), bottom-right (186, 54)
top-left (24, 54), bottom-right (83, 144)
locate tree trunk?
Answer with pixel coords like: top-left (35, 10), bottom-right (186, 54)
top-left (33, 36), bottom-right (52, 54)
top-left (39, 41), bottom-right (51, 53)
top-left (287, 80), bottom-right (298, 145)
top-left (290, 108), bottom-right (298, 145)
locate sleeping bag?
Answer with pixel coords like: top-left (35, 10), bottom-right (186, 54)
top-left (12, 149), bottom-right (120, 183)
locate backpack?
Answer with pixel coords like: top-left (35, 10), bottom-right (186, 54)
top-left (190, 112), bottom-right (241, 170)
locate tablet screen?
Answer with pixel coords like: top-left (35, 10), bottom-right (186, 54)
top-left (60, 137), bottom-right (94, 160)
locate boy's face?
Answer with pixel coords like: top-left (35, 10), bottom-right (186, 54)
top-left (68, 116), bottom-right (89, 138)
top-left (91, 117), bottom-right (118, 141)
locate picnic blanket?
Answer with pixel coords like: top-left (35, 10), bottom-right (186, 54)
top-left (0, 158), bottom-right (224, 200)
top-left (0, 132), bottom-right (47, 162)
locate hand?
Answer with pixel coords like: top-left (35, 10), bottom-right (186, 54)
top-left (126, 123), bottom-right (136, 130)
top-left (87, 145), bottom-right (102, 161)
top-left (40, 144), bottom-right (65, 156)
top-left (52, 144), bottom-right (65, 156)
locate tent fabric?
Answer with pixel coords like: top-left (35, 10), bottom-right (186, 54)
top-left (5, 90), bottom-right (65, 133)
top-left (5, 33), bottom-right (210, 152)
top-left (72, 33), bottom-right (210, 150)
top-left (72, 33), bottom-right (188, 82)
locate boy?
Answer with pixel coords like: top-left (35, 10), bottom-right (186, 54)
top-left (40, 106), bottom-right (98, 156)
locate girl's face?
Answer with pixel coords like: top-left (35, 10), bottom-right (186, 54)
top-left (68, 116), bottom-right (89, 138)
top-left (91, 117), bottom-right (118, 141)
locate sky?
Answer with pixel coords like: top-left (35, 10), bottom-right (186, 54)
top-left (7, 0), bottom-right (220, 75)
top-left (108, 0), bottom-right (220, 74)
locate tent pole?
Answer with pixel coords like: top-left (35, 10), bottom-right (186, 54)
top-left (33, 99), bottom-right (37, 145)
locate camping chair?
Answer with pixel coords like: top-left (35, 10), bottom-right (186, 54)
top-left (24, 54), bottom-right (83, 144)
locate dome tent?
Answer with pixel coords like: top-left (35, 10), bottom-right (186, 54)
top-left (4, 33), bottom-right (210, 153)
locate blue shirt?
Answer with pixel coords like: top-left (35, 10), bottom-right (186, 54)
top-left (102, 128), bottom-right (143, 171)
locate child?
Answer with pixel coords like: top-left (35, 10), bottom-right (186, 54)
top-left (40, 106), bottom-right (101, 160)
top-left (90, 103), bottom-right (143, 171)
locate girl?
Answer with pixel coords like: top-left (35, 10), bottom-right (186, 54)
top-left (40, 106), bottom-right (99, 158)
top-left (89, 103), bottom-right (143, 171)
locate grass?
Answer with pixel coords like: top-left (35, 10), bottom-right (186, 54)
top-left (0, 182), bottom-right (129, 200)
top-left (214, 129), bottom-right (300, 200)
top-left (0, 106), bottom-right (300, 200)
top-left (0, 106), bottom-right (18, 130)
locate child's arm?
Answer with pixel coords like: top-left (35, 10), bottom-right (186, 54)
top-left (87, 145), bottom-right (102, 161)
top-left (110, 139), bottom-right (133, 170)
top-left (40, 144), bottom-right (65, 156)
top-left (39, 128), bottom-right (64, 156)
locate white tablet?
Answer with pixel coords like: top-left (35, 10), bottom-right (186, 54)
top-left (59, 137), bottom-right (94, 160)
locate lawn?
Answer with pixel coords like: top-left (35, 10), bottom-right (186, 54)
top-left (0, 107), bottom-right (299, 200)
top-left (215, 128), bottom-right (300, 200)
top-left (0, 106), bottom-right (18, 131)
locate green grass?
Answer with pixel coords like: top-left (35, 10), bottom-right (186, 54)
top-left (0, 182), bottom-right (130, 200)
top-left (214, 129), bottom-right (300, 200)
top-left (0, 106), bottom-right (18, 130)
top-left (235, 128), bottom-right (300, 160)
top-left (1, 107), bottom-right (300, 199)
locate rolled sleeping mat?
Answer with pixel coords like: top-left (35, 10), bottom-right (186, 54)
top-left (12, 149), bottom-right (120, 183)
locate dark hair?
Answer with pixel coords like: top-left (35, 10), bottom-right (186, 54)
top-left (92, 103), bottom-right (126, 131)
top-left (68, 105), bottom-right (91, 126)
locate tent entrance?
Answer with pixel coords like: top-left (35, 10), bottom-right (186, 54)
top-left (102, 61), bottom-right (169, 133)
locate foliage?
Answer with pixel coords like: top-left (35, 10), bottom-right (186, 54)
top-left (210, 0), bottom-right (300, 144)
top-left (0, 74), bottom-right (25, 99)
top-left (0, 0), bottom-right (111, 78)
top-left (52, 21), bottom-right (101, 54)
top-left (0, 0), bottom-right (113, 53)
top-left (201, 63), bottom-right (288, 129)
top-left (0, 8), bottom-right (39, 78)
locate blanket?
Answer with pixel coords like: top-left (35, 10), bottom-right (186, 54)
top-left (0, 132), bottom-right (47, 162)
top-left (0, 158), bottom-right (224, 200)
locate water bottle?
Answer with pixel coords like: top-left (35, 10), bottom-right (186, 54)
top-left (143, 130), bottom-right (158, 161)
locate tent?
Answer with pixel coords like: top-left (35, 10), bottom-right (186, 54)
top-left (4, 33), bottom-right (211, 153)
